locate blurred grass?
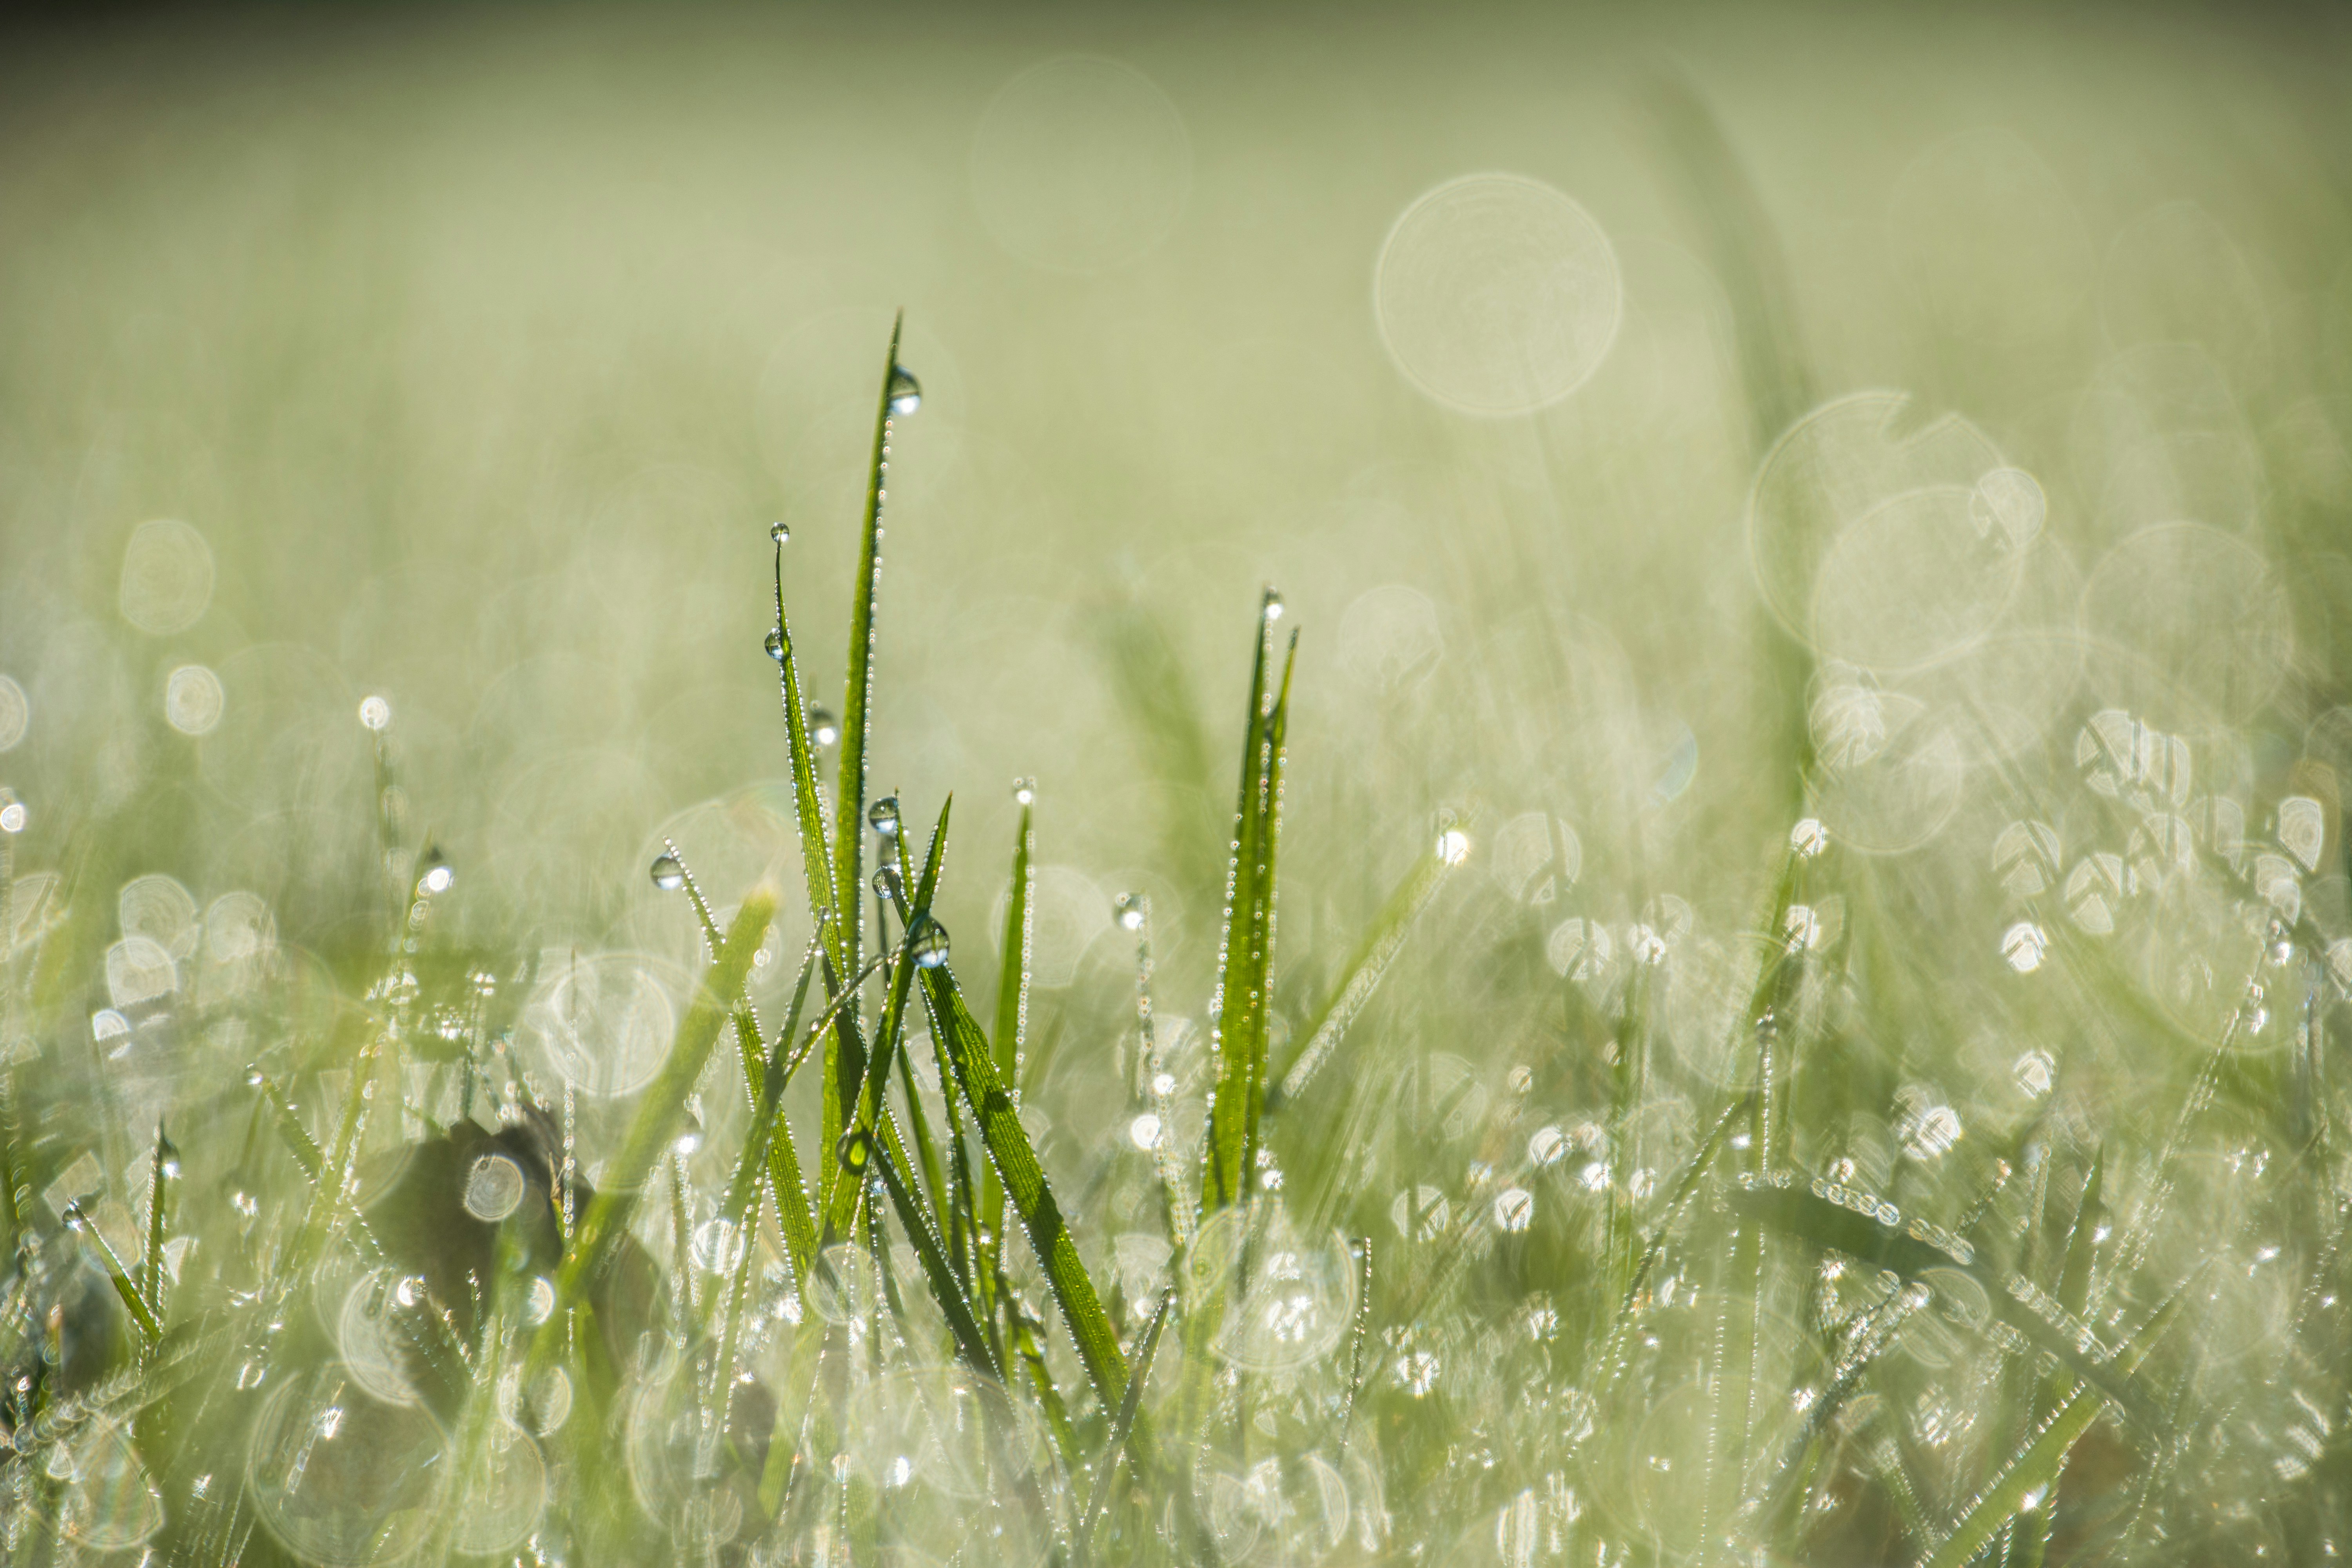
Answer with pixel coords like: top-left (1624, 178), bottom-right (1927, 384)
top-left (4, 5), bottom-right (2352, 1566)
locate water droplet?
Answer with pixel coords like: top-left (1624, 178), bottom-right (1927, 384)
top-left (0, 799), bottom-right (24, 835)
top-left (868, 796), bottom-right (901, 838)
top-left (2000, 920), bottom-right (2047, 973)
top-left (1115, 893), bottom-right (1147, 931)
top-left (463, 1154), bottom-right (525, 1221)
top-left (1011, 776), bottom-right (1036, 806)
top-left (156, 1127), bottom-right (181, 1180)
top-left (1494, 1187), bottom-right (1535, 1232)
top-left (770, 521), bottom-right (791, 545)
top-left (871, 864), bottom-right (901, 902)
top-left (1129, 1112), bottom-right (1163, 1151)
top-left (887, 365), bottom-right (922, 416)
top-left (522, 1276), bottom-right (555, 1327)
top-left (358, 695), bottom-right (391, 731)
top-left (1436, 829), bottom-right (1471, 865)
top-left (809, 706), bottom-right (839, 748)
top-left (416, 849), bottom-right (454, 897)
top-left (835, 1129), bottom-right (873, 1173)
top-left (1790, 818), bottom-right (1828, 858)
top-left (909, 915), bottom-right (951, 969)
top-left (650, 853), bottom-right (685, 891)
top-left (1151, 1072), bottom-right (1176, 1097)
top-left (764, 628), bottom-right (785, 662)
top-left (1263, 587), bottom-right (1286, 622)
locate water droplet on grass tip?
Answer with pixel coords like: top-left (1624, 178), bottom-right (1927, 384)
top-left (416, 849), bottom-right (454, 896)
top-left (868, 796), bottom-right (901, 837)
top-left (810, 706), bottom-right (839, 748)
top-left (887, 365), bottom-right (922, 416)
top-left (358, 695), bottom-right (391, 731)
top-left (1436, 829), bottom-right (1471, 865)
top-left (770, 521), bottom-right (791, 544)
top-left (650, 853), bottom-right (685, 891)
top-left (1129, 1112), bottom-right (1162, 1150)
top-left (1791, 818), bottom-right (1828, 858)
top-left (157, 1128), bottom-right (181, 1180)
top-left (1263, 588), bottom-right (1285, 621)
top-left (909, 915), bottom-right (951, 968)
top-left (765, 628), bottom-right (785, 662)
top-left (1012, 777), bottom-right (1035, 806)
top-left (1116, 893), bottom-right (1146, 930)
top-left (2001, 920), bottom-right (2047, 973)
top-left (0, 799), bottom-right (23, 835)
top-left (872, 865), bottom-right (901, 901)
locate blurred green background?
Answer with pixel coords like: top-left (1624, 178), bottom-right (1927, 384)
top-left (3, 1), bottom-right (2349, 996)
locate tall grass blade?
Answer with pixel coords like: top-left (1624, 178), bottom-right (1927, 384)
top-left (833, 312), bottom-right (906, 989)
top-left (1202, 595), bottom-right (1297, 1214)
top-left (983, 793), bottom-right (1034, 1260)
top-left (1272, 837), bottom-right (1455, 1107)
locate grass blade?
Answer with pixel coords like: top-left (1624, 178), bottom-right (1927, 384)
top-left (918, 964), bottom-right (1130, 1410)
top-left (983, 791), bottom-right (1034, 1258)
top-left (832, 311), bottom-right (906, 989)
top-left (853, 1121), bottom-right (1002, 1383)
top-left (1916, 1286), bottom-right (2189, 1568)
top-left (1079, 1286), bottom-right (1174, 1563)
top-left (1271, 834), bottom-right (1456, 1107)
top-left (1202, 593), bottom-right (1297, 1215)
top-left (558, 891), bottom-right (775, 1299)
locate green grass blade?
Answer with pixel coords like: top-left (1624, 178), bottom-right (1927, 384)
top-left (983, 795), bottom-right (1034, 1255)
top-left (918, 965), bottom-right (1129, 1410)
top-left (1917, 1287), bottom-right (2188, 1568)
top-left (1641, 69), bottom-right (1819, 820)
top-left (1202, 596), bottom-right (1296, 1215)
top-left (1079, 1286), bottom-right (1174, 1563)
top-left (1272, 835), bottom-right (1454, 1107)
top-left (855, 1121), bottom-right (1002, 1383)
top-left (1726, 1178), bottom-right (2160, 1430)
top-left (832, 310), bottom-right (905, 989)
top-left (559, 891), bottom-right (775, 1301)
top-left (140, 1122), bottom-right (175, 1328)
top-left (63, 1199), bottom-right (162, 1341)
top-left (769, 527), bottom-right (858, 1180)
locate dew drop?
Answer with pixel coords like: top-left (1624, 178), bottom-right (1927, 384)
top-left (770, 520), bottom-right (791, 545)
top-left (358, 695), bottom-right (391, 731)
top-left (2000, 920), bottom-right (2047, 974)
top-left (909, 915), bottom-right (951, 969)
top-left (463, 1154), bottom-right (525, 1222)
top-left (1436, 829), bottom-right (1472, 865)
top-left (809, 706), bottom-right (840, 748)
top-left (868, 796), bottom-right (901, 838)
top-left (0, 799), bottom-right (24, 835)
top-left (1116, 893), bottom-right (1147, 931)
top-left (650, 853), bottom-right (685, 892)
top-left (1790, 818), bottom-right (1828, 858)
top-left (887, 365), bottom-right (922, 416)
top-left (416, 849), bottom-right (454, 897)
top-left (1263, 587), bottom-right (1286, 622)
top-left (1129, 1112), bottom-right (1163, 1151)
top-left (156, 1127), bottom-right (181, 1181)
top-left (764, 628), bottom-right (785, 662)
top-left (1494, 1187), bottom-right (1535, 1232)
top-left (1012, 776), bottom-right (1036, 806)
top-left (871, 864), bottom-right (901, 902)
